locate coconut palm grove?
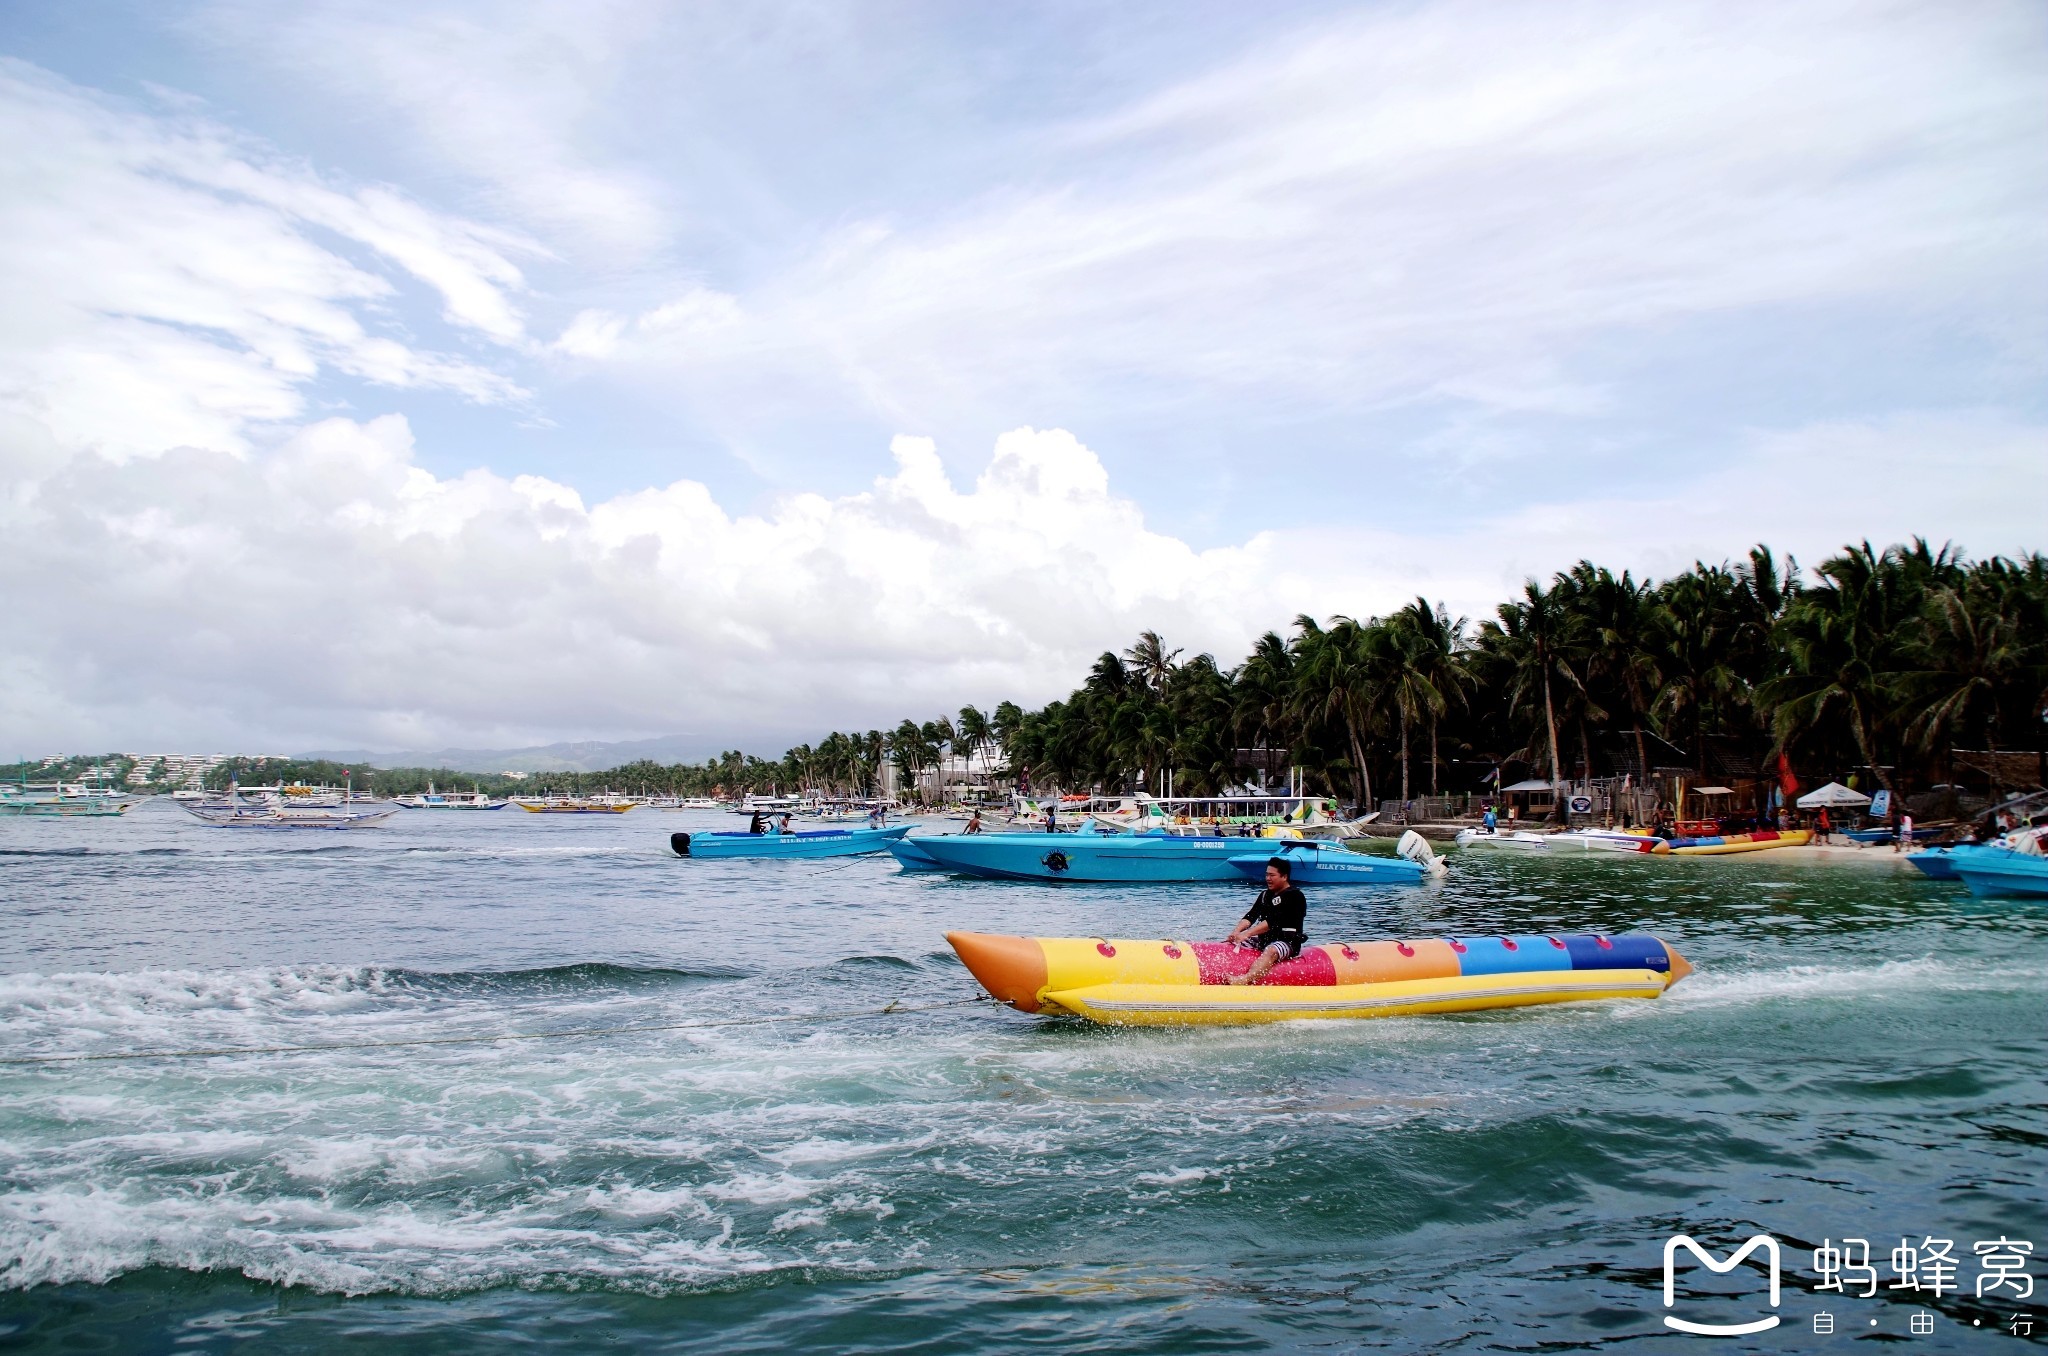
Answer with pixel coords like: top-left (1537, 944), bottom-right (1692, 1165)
top-left (179, 537), bottom-right (2048, 817)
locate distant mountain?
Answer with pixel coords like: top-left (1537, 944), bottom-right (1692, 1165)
top-left (299, 736), bottom-right (721, 774)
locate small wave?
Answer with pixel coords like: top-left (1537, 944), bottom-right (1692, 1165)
top-left (1669, 956), bottom-right (2038, 1009)
top-left (0, 846), bottom-right (93, 858)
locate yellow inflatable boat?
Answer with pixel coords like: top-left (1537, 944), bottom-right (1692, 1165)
top-left (947, 930), bottom-right (1690, 1026)
top-left (1668, 829), bottom-right (1812, 856)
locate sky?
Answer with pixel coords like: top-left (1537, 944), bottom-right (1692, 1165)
top-left (1, 0), bottom-right (2044, 757)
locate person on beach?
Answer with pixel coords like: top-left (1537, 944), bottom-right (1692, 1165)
top-left (1816, 807), bottom-right (1831, 844)
top-left (964, 810), bottom-right (984, 834)
top-left (1482, 804), bottom-right (1498, 834)
top-left (1226, 857), bottom-right (1308, 986)
top-left (1896, 810), bottom-right (1913, 852)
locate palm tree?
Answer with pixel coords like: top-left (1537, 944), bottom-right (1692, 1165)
top-left (1389, 599), bottom-right (1468, 798)
top-left (1757, 543), bottom-right (1915, 792)
top-left (1123, 630), bottom-right (1183, 695)
top-left (1234, 631), bottom-right (1296, 789)
top-left (1484, 580), bottom-right (1575, 814)
top-left (1565, 563), bottom-right (1660, 780)
top-left (1289, 615), bottom-right (1382, 810)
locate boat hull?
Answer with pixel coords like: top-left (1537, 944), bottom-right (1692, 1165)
top-left (1952, 849), bottom-right (2048, 898)
top-left (1224, 851), bottom-right (1423, 885)
top-left (888, 837), bottom-right (949, 871)
top-left (182, 808), bottom-right (398, 829)
top-left (907, 833), bottom-right (1370, 883)
top-left (1453, 829), bottom-right (1551, 850)
top-left (947, 930), bottom-right (1688, 1024)
top-left (671, 826), bottom-right (910, 859)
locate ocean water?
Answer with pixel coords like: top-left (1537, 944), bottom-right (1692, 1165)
top-left (1, 805), bottom-right (2043, 1353)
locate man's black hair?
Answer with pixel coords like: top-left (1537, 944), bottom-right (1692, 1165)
top-left (1266, 856), bottom-right (1292, 879)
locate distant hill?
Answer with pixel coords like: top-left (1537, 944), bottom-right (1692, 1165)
top-left (299, 736), bottom-right (721, 774)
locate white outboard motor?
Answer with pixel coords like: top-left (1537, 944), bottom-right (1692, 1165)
top-left (1398, 829), bottom-right (1449, 879)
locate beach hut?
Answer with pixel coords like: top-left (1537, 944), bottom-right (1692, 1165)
top-left (1500, 778), bottom-right (1562, 821)
top-left (1797, 782), bottom-right (1872, 810)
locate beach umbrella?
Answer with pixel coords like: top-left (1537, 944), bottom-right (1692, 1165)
top-left (1797, 781), bottom-right (1872, 809)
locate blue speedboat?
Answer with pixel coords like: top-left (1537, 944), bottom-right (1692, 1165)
top-left (670, 826), bottom-right (909, 859)
top-left (1951, 847), bottom-right (2048, 899)
top-left (887, 837), bottom-right (949, 871)
top-left (1907, 845), bottom-right (1975, 880)
top-left (905, 832), bottom-right (1418, 884)
top-left (1224, 850), bottom-right (1424, 885)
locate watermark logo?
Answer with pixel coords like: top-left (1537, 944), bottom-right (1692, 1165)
top-left (1663, 1234), bottom-right (1782, 1336)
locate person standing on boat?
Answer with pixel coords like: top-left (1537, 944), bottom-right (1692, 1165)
top-left (748, 810), bottom-right (767, 835)
top-left (868, 805), bottom-right (886, 830)
top-left (964, 810), bottom-right (984, 835)
top-left (1226, 858), bottom-right (1307, 986)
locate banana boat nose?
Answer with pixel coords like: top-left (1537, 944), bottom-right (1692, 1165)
top-left (946, 931), bottom-right (1049, 1012)
top-left (1664, 945), bottom-right (1693, 988)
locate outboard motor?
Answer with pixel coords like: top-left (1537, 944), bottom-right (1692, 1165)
top-left (1397, 829), bottom-right (1449, 879)
top-left (670, 832), bottom-right (691, 857)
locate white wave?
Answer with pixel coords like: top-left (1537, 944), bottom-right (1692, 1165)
top-left (1131, 1166), bottom-right (1212, 1186)
top-left (1667, 956), bottom-right (2040, 1009)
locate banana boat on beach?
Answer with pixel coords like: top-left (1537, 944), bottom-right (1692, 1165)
top-left (947, 929), bottom-right (1690, 1025)
top-left (1666, 828), bottom-right (1811, 855)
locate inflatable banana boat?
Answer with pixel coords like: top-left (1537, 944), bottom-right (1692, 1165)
top-left (947, 930), bottom-right (1690, 1025)
top-left (1667, 829), bottom-right (1811, 856)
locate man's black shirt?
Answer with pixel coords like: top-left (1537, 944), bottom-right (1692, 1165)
top-left (1243, 885), bottom-right (1307, 942)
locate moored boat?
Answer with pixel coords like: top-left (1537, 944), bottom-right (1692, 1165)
top-left (669, 825), bottom-right (911, 859)
top-left (1950, 843), bottom-right (2048, 898)
top-left (182, 794), bottom-right (397, 829)
top-left (887, 837), bottom-right (949, 871)
top-left (1667, 829), bottom-right (1811, 856)
top-left (1555, 828), bottom-right (1670, 854)
top-left (1453, 828), bottom-right (1553, 850)
top-left (514, 797), bottom-right (636, 814)
top-left (907, 831), bottom-right (1422, 884)
top-left (946, 930), bottom-right (1690, 1025)
top-left (394, 787), bottom-right (505, 810)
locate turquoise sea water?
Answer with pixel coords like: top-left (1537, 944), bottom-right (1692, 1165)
top-left (1, 805), bottom-right (2043, 1352)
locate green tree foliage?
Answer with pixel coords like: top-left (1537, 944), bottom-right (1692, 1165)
top-left (93, 540), bottom-right (2039, 809)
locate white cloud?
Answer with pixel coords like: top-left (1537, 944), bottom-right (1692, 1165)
top-left (0, 60), bottom-right (534, 461)
top-left (562, 0), bottom-right (2046, 435)
top-left (4, 414), bottom-right (2040, 753)
top-left (202, 0), bottom-right (670, 256)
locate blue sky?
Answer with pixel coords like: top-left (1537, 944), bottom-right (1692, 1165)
top-left (1, 0), bottom-right (2044, 754)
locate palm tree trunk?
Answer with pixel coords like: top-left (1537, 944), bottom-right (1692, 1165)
top-left (1429, 717), bottom-right (1439, 796)
top-left (1399, 716), bottom-right (1410, 804)
top-left (1346, 722), bottom-right (1372, 813)
top-left (1539, 652), bottom-right (1564, 818)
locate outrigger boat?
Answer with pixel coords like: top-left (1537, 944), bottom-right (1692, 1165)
top-left (514, 797), bottom-right (635, 814)
top-left (393, 786), bottom-right (505, 810)
top-left (947, 929), bottom-right (1690, 1025)
top-left (669, 825), bottom-right (911, 859)
top-left (182, 790), bottom-right (397, 830)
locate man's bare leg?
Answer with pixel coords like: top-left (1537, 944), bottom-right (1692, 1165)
top-left (1229, 943), bottom-right (1286, 985)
